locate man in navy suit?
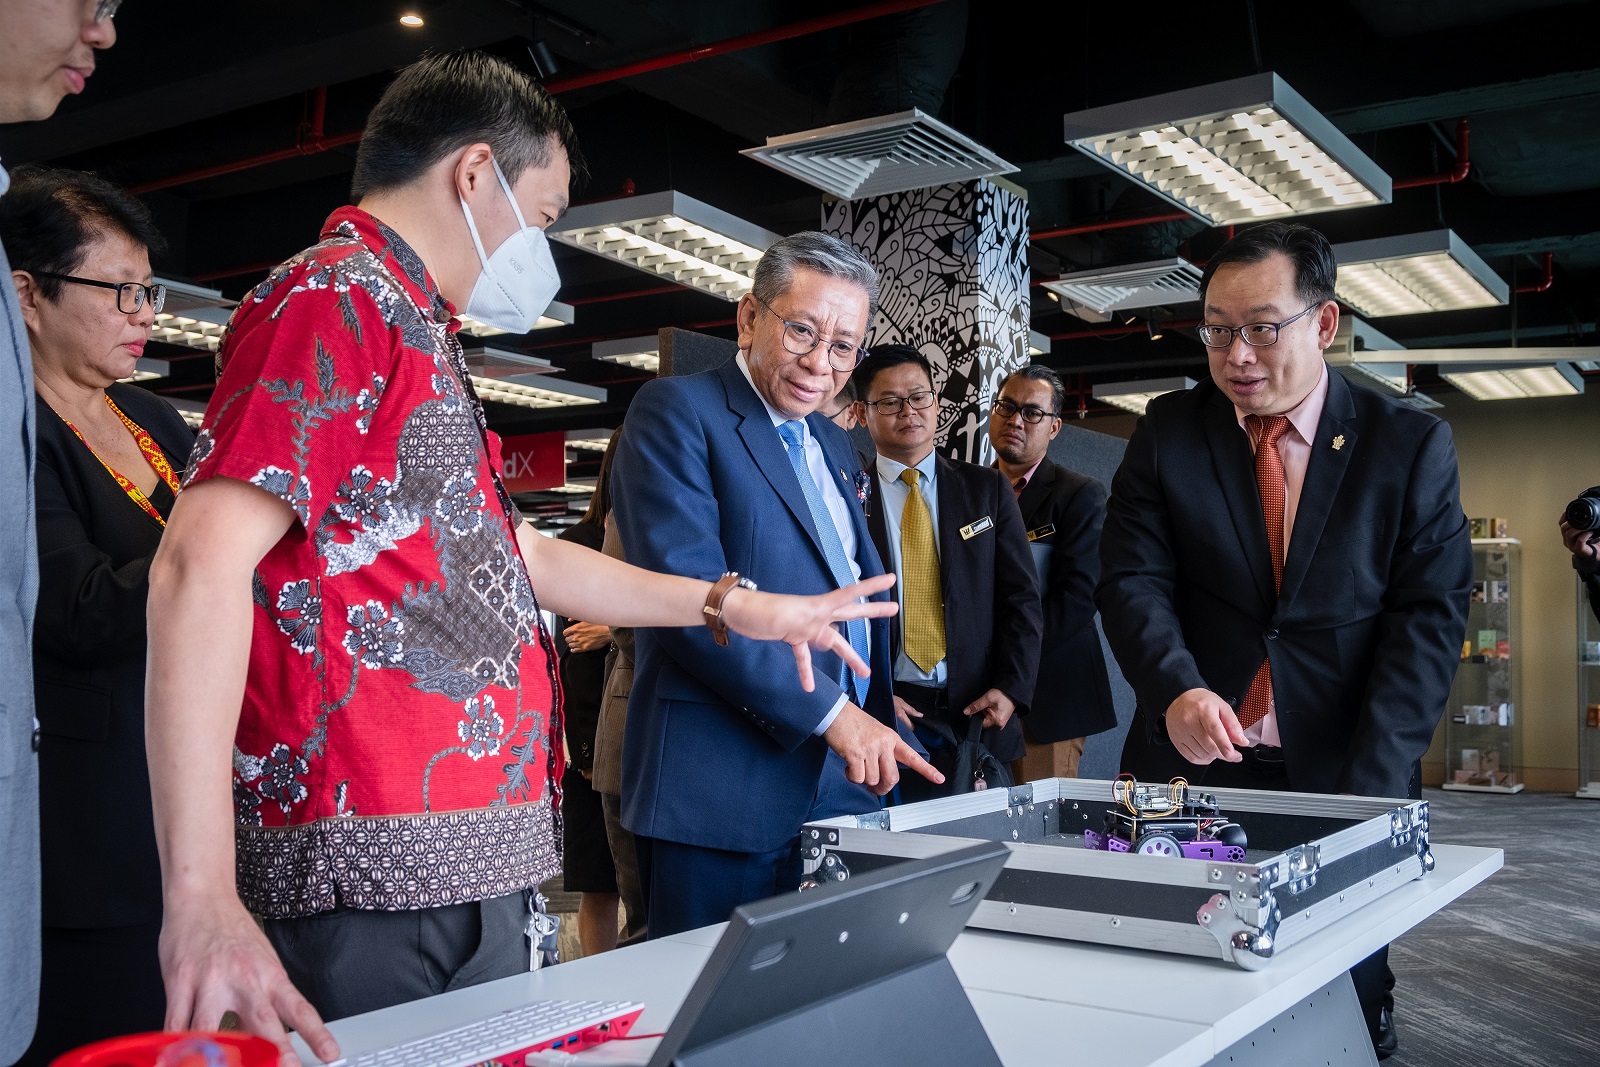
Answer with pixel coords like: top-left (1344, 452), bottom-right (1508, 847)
top-left (612, 232), bottom-right (941, 938)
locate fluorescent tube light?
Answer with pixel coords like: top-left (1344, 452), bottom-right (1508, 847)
top-left (458, 300), bottom-right (574, 338)
top-left (550, 191), bottom-right (779, 302)
top-left (1332, 231), bottom-right (1507, 317)
top-left (565, 429), bottom-right (613, 453)
top-left (1439, 362), bottom-right (1583, 401)
top-left (1042, 258), bottom-right (1202, 314)
top-left (592, 335), bottom-right (660, 372)
top-left (1092, 376), bottom-right (1197, 414)
top-left (470, 374), bottom-right (606, 409)
top-left (1062, 74), bottom-right (1390, 225)
top-left (740, 109), bottom-right (1017, 200)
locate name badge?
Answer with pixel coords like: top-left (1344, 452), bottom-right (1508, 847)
top-left (1026, 523), bottom-right (1056, 543)
top-left (960, 516), bottom-right (994, 540)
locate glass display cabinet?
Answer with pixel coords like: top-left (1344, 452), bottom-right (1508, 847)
top-left (1577, 572), bottom-right (1600, 799)
top-left (1442, 539), bottom-right (1523, 793)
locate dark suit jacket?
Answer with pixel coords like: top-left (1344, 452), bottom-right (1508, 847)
top-left (864, 453), bottom-right (1042, 764)
top-left (612, 360), bottom-right (895, 853)
top-left (1096, 371), bottom-right (1471, 798)
top-left (554, 521), bottom-right (607, 772)
top-left (33, 383), bottom-right (194, 927)
top-left (1016, 458), bottom-right (1116, 744)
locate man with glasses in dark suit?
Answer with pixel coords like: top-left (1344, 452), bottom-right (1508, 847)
top-left (1096, 222), bottom-right (1471, 1059)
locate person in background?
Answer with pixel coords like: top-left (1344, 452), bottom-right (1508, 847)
top-left (144, 53), bottom-right (895, 1062)
top-left (1560, 511), bottom-right (1600, 624)
top-left (853, 345), bottom-right (1042, 799)
top-left (989, 365), bottom-right (1116, 782)
top-left (821, 377), bottom-right (858, 432)
top-left (1096, 222), bottom-right (1471, 1059)
top-left (554, 434), bottom-right (621, 956)
top-left (1, 166), bottom-right (189, 1067)
top-left (0, 3), bottom-right (121, 1061)
top-left (591, 430), bottom-right (647, 947)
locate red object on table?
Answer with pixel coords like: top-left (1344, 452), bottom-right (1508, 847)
top-left (50, 1032), bottom-right (280, 1067)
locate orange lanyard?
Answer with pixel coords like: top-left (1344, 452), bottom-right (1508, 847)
top-left (65, 395), bottom-right (182, 526)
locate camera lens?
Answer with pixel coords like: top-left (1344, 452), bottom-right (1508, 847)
top-left (1566, 490), bottom-right (1600, 531)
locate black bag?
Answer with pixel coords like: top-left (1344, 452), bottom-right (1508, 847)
top-left (920, 715), bottom-right (1013, 795)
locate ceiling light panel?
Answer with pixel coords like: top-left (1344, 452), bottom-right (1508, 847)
top-left (550, 191), bottom-right (779, 302)
top-left (1332, 231), bottom-right (1508, 317)
top-left (1042, 258), bottom-right (1202, 314)
top-left (1440, 362), bottom-right (1583, 401)
top-left (1028, 331), bottom-right (1051, 357)
top-left (1357, 346), bottom-right (1600, 366)
top-left (1092, 376), bottom-right (1197, 414)
top-left (470, 374), bottom-right (606, 409)
top-left (565, 429), bottom-right (613, 453)
top-left (457, 301), bottom-right (574, 338)
top-left (149, 277), bottom-right (237, 352)
top-left (741, 109), bottom-right (1017, 200)
top-left (1062, 74), bottom-right (1391, 225)
top-left (592, 335), bottom-right (660, 372)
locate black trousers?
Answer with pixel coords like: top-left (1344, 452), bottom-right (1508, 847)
top-left (1120, 716), bottom-right (1396, 1039)
top-left (16, 920), bottom-right (166, 1067)
top-left (262, 890), bottom-right (532, 1023)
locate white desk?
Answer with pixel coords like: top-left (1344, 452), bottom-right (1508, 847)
top-left (301, 843), bottom-right (1501, 1067)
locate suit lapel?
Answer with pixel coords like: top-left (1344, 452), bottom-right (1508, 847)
top-left (934, 454), bottom-right (961, 602)
top-left (721, 361), bottom-right (830, 565)
top-left (1278, 370), bottom-right (1358, 610)
top-left (810, 415), bottom-right (881, 580)
top-left (1016, 458), bottom-right (1057, 527)
top-left (1202, 389), bottom-right (1275, 607)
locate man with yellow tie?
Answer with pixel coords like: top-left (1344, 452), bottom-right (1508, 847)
top-left (853, 346), bottom-right (1042, 801)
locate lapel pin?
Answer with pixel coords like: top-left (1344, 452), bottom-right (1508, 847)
top-left (1332, 434), bottom-right (1346, 451)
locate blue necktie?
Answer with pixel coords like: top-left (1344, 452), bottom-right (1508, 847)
top-left (777, 420), bottom-right (870, 704)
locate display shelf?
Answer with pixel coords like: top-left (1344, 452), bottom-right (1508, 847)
top-left (1443, 539), bottom-right (1524, 794)
top-left (1576, 572), bottom-right (1600, 799)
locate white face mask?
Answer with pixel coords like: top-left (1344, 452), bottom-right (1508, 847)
top-left (459, 158), bottom-right (561, 334)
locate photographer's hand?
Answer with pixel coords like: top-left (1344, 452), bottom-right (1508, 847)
top-left (1560, 516), bottom-right (1600, 567)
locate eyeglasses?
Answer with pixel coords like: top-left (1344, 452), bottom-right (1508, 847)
top-left (94, 0), bottom-right (123, 21)
top-left (754, 296), bottom-right (867, 372)
top-left (991, 398), bottom-right (1059, 425)
top-left (1196, 302), bottom-right (1322, 349)
top-left (35, 272), bottom-right (166, 315)
top-left (862, 390), bottom-right (936, 415)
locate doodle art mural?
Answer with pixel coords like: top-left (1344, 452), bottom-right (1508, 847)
top-left (822, 179), bottom-right (1030, 464)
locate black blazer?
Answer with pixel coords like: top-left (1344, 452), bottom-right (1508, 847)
top-left (1096, 371), bottom-right (1472, 798)
top-left (554, 521), bottom-right (607, 772)
top-left (33, 383), bottom-right (193, 927)
top-left (1015, 458), bottom-right (1117, 744)
top-left (865, 453), bottom-right (1042, 764)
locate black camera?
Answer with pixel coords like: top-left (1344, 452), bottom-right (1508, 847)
top-left (1566, 487), bottom-right (1600, 531)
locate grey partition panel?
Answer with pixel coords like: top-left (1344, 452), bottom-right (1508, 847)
top-left (660, 327), bottom-right (738, 378)
top-left (1046, 423), bottom-right (1134, 780)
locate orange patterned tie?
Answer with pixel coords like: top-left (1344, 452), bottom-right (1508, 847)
top-left (1238, 415), bottom-right (1292, 730)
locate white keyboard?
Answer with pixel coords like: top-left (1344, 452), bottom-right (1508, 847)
top-left (334, 999), bottom-right (644, 1067)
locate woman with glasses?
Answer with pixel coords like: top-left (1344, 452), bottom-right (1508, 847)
top-left (0, 165), bottom-right (191, 1065)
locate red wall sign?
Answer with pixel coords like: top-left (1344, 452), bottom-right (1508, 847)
top-left (498, 432), bottom-right (567, 492)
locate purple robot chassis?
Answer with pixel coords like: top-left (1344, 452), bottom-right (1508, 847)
top-left (1083, 775), bottom-right (1249, 862)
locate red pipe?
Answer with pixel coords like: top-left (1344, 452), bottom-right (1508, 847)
top-left (546, 0), bottom-right (946, 93)
top-left (190, 258), bottom-right (288, 283)
top-left (564, 285), bottom-right (682, 305)
top-left (1392, 119), bottom-right (1470, 190)
top-left (1516, 252), bottom-right (1554, 294)
top-left (130, 1), bottom-right (946, 195)
top-left (1031, 211), bottom-right (1191, 242)
top-left (1048, 317), bottom-right (1199, 341)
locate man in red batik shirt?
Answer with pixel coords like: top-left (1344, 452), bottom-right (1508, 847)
top-left (144, 52), bottom-right (908, 1065)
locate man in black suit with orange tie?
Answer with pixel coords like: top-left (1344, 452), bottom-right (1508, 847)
top-left (854, 346), bottom-right (1042, 799)
top-left (1096, 223), bottom-right (1471, 1059)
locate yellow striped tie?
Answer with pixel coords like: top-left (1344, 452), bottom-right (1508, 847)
top-left (899, 468), bottom-right (945, 673)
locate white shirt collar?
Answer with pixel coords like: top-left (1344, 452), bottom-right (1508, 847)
top-left (0, 159), bottom-right (10, 198)
top-left (876, 448), bottom-right (937, 487)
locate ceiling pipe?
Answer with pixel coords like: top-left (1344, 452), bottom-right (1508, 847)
top-left (1031, 211), bottom-right (1191, 242)
top-left (545, 0), bottom-right (947, 94)
top-left (1048, 317), bottom-right (1200, 341)
top-left (1515, 252), bottom-right (1554, 294)
top-left (128, 1), bottom-right (947, 196)
top-left (1391, 119), bottom-right (1470, 190)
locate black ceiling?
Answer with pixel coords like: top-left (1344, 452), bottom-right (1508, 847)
top-left (5, 0), bottom-right (1599, 446)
